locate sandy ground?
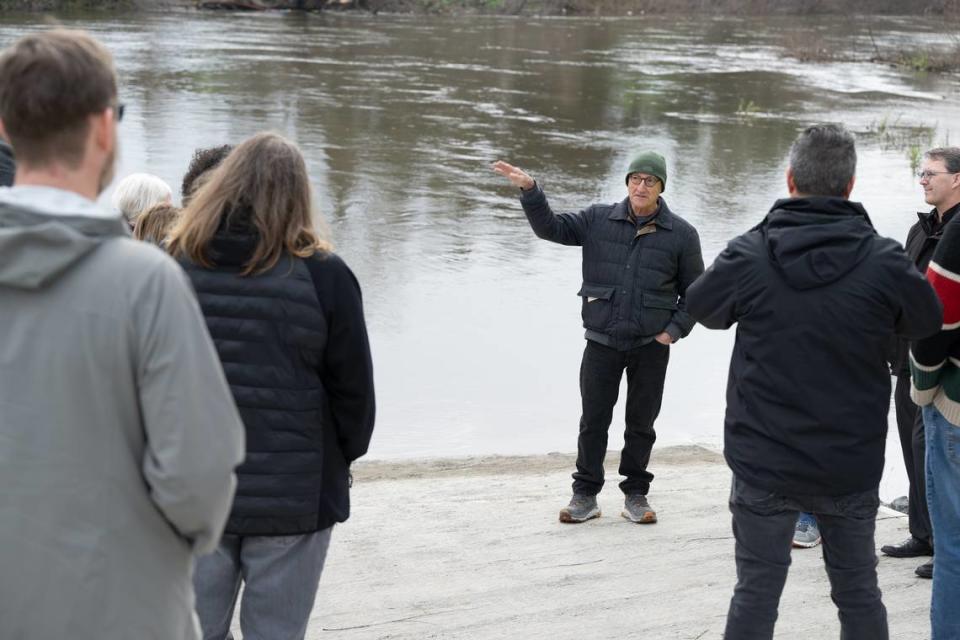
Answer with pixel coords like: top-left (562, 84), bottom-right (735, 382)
top-left (238, 445), bottom-right (931, 639)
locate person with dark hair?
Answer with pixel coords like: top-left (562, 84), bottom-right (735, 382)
top-left (168, 132), bottom-right (375, 640)
top-left (883, 146), bottom-right (960, 579)
top-left (492, 153), bottom-right (703, 525)
top-left (909, 146), bottom-right (960, 639)
top-left (686, 123), bottom-right (942, 640)
top-left (0, 135), bottom-right (14, 186)
top-left (0, 30), bottom-right (244, 639)
top-left (181, 143), bottom-right (233, 204)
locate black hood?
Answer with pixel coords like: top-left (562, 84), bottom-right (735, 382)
top-left (206, 206), bottom-right (259, 267)
top-left (760, 197), bottom-right (876, 291)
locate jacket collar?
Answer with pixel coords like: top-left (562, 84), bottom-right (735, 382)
top-left (759, 197), bottom-right (874, 230)
top-left (916, 201), bottom-right (960, 237)
top-left (609, 197), bottom-right (674, 230)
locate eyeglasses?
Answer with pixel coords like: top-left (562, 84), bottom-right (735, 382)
top-left (628, 174), bottom-right (660, 188)
top-left (114, 102), bottom-right (125, 123)
top-left (917, 169), bottom-right (957, 181)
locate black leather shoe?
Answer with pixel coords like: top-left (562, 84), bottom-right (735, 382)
top-left (881, 536), bottom-right (934, 558)
top-left (915, 560), bottom-right (933, 579)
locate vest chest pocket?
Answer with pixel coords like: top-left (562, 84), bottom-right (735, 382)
top-left (640, 291), bottom-right (678, 334)
top-left (577, 283), bottom-right (616, 331)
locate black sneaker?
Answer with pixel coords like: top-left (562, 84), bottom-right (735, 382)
top-left (915, 560), bottom-right (933, 579)
top-left (621, 494), bottom-right (657, 524)
top-left (881, 536), bottom-right (934, 558)
top-left (559, 493), bottom-right (600, 523)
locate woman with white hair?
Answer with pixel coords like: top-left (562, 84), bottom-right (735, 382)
top-left (111, 172), bottom-right (172, 226)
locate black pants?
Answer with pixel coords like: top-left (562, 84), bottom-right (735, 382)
top-left (893, 373), bottom-right (932, 545)
top-left (724, 475), bottom-right (888, 640)
top-left (572, 339), bottom-right (669, 496)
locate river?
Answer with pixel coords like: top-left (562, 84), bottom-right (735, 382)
top-left (2, 10), bottom-right (959, 499)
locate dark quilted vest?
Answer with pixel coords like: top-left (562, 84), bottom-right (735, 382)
top-left (576, 200), bottom-right (697, 349)
top-left (181, 242), bottom-right (330, 536)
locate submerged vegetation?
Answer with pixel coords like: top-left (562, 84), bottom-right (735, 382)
top-left (891, 45), bottom-right (960, 73)
top-left (779, 17), bottom-right (960, 73)
top-left (735, 99), bottom-right (761, 117)
top-left (860, 114), bottom-right (942, 173)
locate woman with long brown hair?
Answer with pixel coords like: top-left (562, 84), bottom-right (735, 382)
top-left (168, 132), bottom-right (375, 640)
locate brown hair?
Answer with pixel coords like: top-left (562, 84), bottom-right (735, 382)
top-left (925, 147), bottom-right (960, 175)
top-left (133, 203), bottom-right (180, 245)
top-left (0, 29), bottom-right (117, 168)
top-left (167, 132), bottom-right (331, 275)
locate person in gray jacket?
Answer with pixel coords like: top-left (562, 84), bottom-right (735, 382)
top-left (493, 154), bottom-right (703, 524)
top-left (0, 30), bottom-right (245, 640)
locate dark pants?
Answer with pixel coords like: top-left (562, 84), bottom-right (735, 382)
top-left (572, 339), bottom-right (669, 496)
top-left (724, 475), bottom-right (888, 640)
top-left (894, 373), bottom-right (932, 545)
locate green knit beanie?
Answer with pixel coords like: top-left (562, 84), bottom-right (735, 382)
top-left (625, 151), bottom-right (667, 191)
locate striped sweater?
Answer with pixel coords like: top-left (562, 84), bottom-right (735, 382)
top-left (911, 212), bottom-right (960, 424)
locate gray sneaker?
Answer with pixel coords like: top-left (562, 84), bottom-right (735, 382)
top-left (622, 494), bottom-right (657, 523)
top-left (559, 493), bottom-right (600, 523)
top-left (792, 513), bottom-right (821, 548)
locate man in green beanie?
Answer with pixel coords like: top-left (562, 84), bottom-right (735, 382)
top-left (492, 153), bottom-right (703, 525)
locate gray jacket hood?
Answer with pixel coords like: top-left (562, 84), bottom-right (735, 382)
top-left (0, 202), bottom-right (129, 290)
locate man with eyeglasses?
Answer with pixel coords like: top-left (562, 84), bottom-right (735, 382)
top-left (492, 153), bottom-right (704, 525)
top-left (0, 30), bottom-right (244, 638)
top-left (883, 147), bottom-right (960, 580)
top-left (909, 146), bottom-right (960, 639)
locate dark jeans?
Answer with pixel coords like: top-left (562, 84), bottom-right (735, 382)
top-left (894, 373), bottom-right (932, 545)
top-left (725, 475), bottom-right (888, 640)
top-left (572, 339), bottom-right (669, 496)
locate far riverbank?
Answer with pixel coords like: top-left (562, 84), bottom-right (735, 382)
top-left (2, 0), bottom-right (959, 16)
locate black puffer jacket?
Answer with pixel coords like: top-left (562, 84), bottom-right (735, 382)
top-left (687, 197), bottom-right (941, 496)
top-left (520, 185), bottom-right (703, 350)
top-left (890, 202), bottom-right (959, 374)
top-left (181, 230), bottom-right (375, 535)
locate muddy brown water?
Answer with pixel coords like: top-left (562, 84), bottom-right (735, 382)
top-left (2, 11), bottom-right (958, 498)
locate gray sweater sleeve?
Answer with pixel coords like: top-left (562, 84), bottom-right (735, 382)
top-left (132, 257), bottom-right (245, 555)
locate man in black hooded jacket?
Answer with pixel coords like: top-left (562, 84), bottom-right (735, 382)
top-left (686, 124), bottom-right (942, 640)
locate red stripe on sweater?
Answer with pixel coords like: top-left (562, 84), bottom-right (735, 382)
top-left (928, 261), bottom-right (960, 327)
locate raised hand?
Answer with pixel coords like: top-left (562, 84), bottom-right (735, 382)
top-left (492, 160), bottom-right (535, 191)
